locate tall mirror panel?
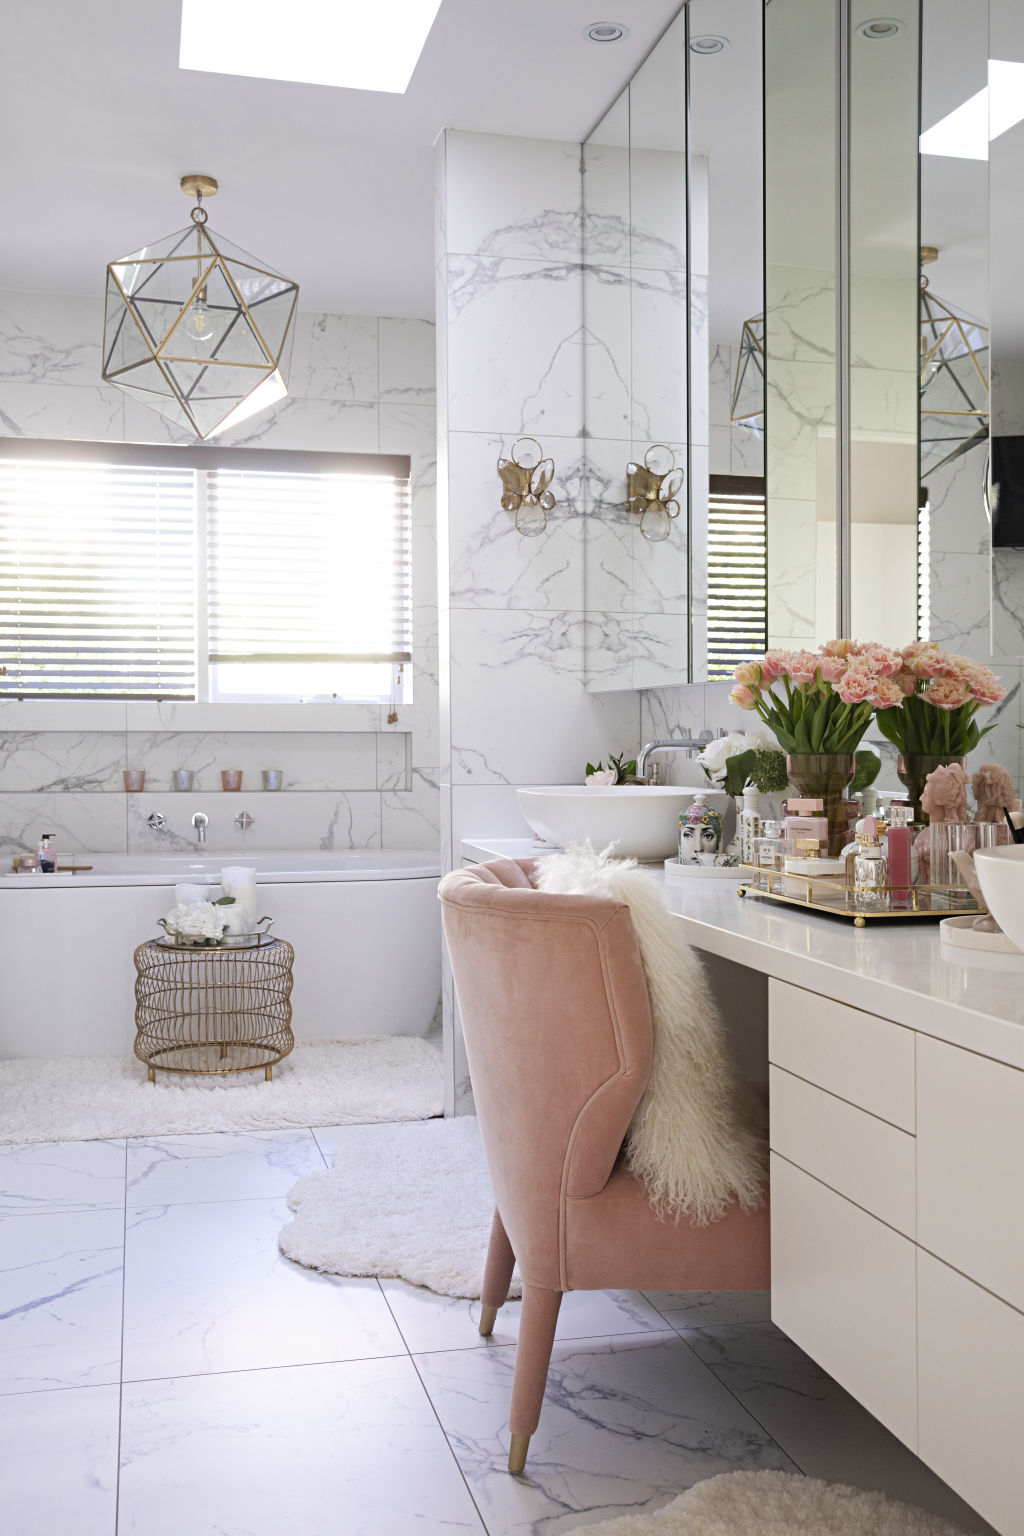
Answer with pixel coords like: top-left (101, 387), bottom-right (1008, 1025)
top-left (764, 0), bottom-right (838, 650)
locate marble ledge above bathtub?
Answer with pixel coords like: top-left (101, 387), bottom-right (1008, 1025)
top-left (0, 700), bottom-right (397, 734)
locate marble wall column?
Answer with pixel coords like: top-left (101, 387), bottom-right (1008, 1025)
top-left (435, 129), bottom-right (641, 1111)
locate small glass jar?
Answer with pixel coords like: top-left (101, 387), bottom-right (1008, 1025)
top-left (853, 835), bottom-right (889, 912)
top-left (752, 822), bottom-right (791, 891)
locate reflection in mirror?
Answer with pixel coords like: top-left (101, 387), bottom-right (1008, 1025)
top-left (690, 0), bottom-right (765, 680)
top-left (919, 0), bottom-right (989, 663)
top-left (764, 0), bottom-right (837, 649)
top-left (989, 0), bottom-right (1024, 679)
top-left (582, 13), bottom-right (691, 692)
top-left (848, 1), bottom-right (920, 647)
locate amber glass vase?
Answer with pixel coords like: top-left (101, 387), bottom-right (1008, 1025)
top-left (896, 753), bottom-right (966, 825)
top-left (786, 753), bottom-right (856, 857)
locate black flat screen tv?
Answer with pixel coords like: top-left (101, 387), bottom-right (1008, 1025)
top-left (989, 436), bottom-right (1024, 547)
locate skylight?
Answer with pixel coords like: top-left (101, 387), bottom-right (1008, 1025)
top-left (920, 60), bottom-right (1024, 160)
top-left (179, 0), bottom-right (444, 94)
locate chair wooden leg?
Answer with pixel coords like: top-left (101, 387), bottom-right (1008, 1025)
top-left (479, 1209), bottom-right (516, 1336)
top-left (508, 1284), bottom-right (562, 1473)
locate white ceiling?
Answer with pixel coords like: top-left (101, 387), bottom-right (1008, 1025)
top-left (0, 0), bottom-right (685, 317)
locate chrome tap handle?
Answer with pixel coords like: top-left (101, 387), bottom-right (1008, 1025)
top-left (147, 812), bottom-right (166, 831)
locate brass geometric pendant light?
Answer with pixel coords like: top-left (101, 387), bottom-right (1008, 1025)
top-left (919, 247), bottom-right (989, 476)
top-left (102, 175), bottom-right (299, 440)
top-left (730, 313), bottom-right (765, 429)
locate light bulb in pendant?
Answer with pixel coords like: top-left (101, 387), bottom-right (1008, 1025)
top-left (187, 291), bottom-right (217, 344)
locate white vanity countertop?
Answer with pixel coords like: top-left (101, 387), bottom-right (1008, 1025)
top-left (460, 837), bottom-right (1024, 1070)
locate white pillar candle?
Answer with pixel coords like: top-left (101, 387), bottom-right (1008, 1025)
top-left (174, 882), bottom-right (211, 907)
top-left (220, 866), bottom-right (258, 922)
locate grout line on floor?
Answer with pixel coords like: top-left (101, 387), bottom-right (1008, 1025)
top-left (377, 1278), bottom-right (493, 1535)
top-left (114, 1135), bottom-right (128, 1536)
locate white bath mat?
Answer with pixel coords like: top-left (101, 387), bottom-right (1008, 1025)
top-left (280, 1115), bottom-right (520, 1300)
top-left (572, 1471), bottom-right (971, 1536)
top-left (0, 1037), bottom-right (442, 1145)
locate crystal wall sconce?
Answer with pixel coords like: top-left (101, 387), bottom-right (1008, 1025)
top-left (497, 437), bottom-right (555, 536)
top-left (626, 445), bottom-right (684, 542)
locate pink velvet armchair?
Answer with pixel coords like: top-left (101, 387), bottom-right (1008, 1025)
top-left (438, 857), bottom-right (770, 1473)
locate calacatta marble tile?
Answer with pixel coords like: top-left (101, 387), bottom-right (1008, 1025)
top-left (442, 131), bottom-right (582, 264)
top-left (0, 289), bottom-right (104, 385)
top-left (0, 381), bottom-right (124, 442)
top-left (415, 1331), bottom-right (793, 1536)
top-left (121, 1196), bottom-right (405, 1381)
top-left (0, 1208), bottom-right (124, 1394)
top-left (0, 1383), bottom-right (119, 1536)
top-left (0, 791), bottom-right (127, 857)
top-left (118, 1357), bottom-right (486, 1536)
top-left (0, 732), bottom-right (125, 793)
top-left (379, 318), bottom-right (437, 405)
top-left (0, 1140), bottom-right (125, 1218)
top-left (287, 311), bottom-right (378, 402)
top-left (126, 1130), bottom-right (326, 1209)
top-left (381, 766), bottom-right (441, 852)
top-left (643, 1290), bottom-right (772, 1328)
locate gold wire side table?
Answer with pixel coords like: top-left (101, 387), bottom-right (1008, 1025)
top-left (133, 938), bottom-right (295, 1082)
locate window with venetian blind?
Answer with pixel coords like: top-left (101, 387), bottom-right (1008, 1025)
top-left (706, 473), bottom-right (768, 681)
top-left (0, 441), bottom-right (411, 701)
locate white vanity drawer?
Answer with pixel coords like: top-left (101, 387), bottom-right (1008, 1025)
top-left (770, 1153), bottom-right (917, 1449)
top-left (917, 1035), bottom-right (1024, 1314)
top-left (768, 979), bottom-right (915, 1131)
top-left (769, 1065), bottom-right (915, 1237)
top-left (918, 1251), bottom-right (1024, 1536)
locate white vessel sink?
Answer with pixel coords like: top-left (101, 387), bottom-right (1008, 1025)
top-left (516, 784), bottom-right (729, 861)
top-left (972, 843), bottom-right (1024, 954)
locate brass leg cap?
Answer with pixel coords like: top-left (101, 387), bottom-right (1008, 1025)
top-left (479, 1305), bottom-right (498, 1337)
top-left (508, 1433), bottom-right (530, 1474)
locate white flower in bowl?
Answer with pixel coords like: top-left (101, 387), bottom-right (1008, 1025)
top-left (586, 769), bottom-right (618, 787)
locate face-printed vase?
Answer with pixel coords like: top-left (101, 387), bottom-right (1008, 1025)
top-left (678, 799), bottom-right (725, 864)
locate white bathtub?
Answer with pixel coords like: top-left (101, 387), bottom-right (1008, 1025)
top-left (0, 850), bottom-right (442, 1060)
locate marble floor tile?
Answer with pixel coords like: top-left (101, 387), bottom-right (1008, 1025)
top-left (415, 1331), bottom-right (794, 1535)
top-left (686, 1322), bottom-right (997, 1534)
top-left (381, 1280), bottom-right (668, 1356)
top-left (0, 1209), bottom-right (124, 1395)
top-left (0, 1139), bottom-right (125, 1217)
top-left (0, 1383), bottom-right (120, 1536)
top-left (117, 1356), bottom-right (486, 1536)
top-left (126, 1129), bottom-right (326, 1208)
top-left (122, 1196), bottom-right (406, 1381)
top-left (642, 1290), bottom-right (773, 1329)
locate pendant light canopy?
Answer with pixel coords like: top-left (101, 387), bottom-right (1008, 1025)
top-left (102, 175), bottom-right (299, 440)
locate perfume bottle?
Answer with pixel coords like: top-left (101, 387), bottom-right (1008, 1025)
top-left (886, 804), bottom-right (914, 909)
top-left (853, 815), bottom-right (889, 912)
top-left (752, 821), bottom-right (790, 890)
top-left (739, 785), bottom-right (762, 866)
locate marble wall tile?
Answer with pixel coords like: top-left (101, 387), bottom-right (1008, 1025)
top-left (443, 131), bottom-right (582, 263)
top-left (122, 700), bottom-right (383, 734)
top-left (0, 701), bottom-right (127, 732)
top-left (630, 269), bottom-right (688, 444)
top-left (765, 359), bottom-right (835, 502)
top-left (767, 499), bottom-right (818, 643)
top-left (379, 402), bottom-right (436, 523)
top-left (376, 733), bottom-right (410, 791)
top-left (450, 783), bottom-right (534, 845)
top-left (586, 611), bottom-right (640, 692)
top-left (448, 432), bottom-right (585, 612)
top-left (125, 790), bottom-right (382, 853)
top-left (992, 551), bottom-right (1024, 660)
top-left (764, 265), bottom-right (836, 364)
top-left (449, 608), bottom-right (639, 786)
top-left (925, 450), bottom-right (989, 557)
top-left (930, 552), bottom-right (992, 658)
top-left (709, 425), bottom-right (732, 476)
top-left (0, 290), bottom-right (104, 386)
top-left (0, 732), bottom-right (125, 792)
top-left (640, 682), bottom-right (706, 744)
top-left (219, 395), bottom-right (380, 453)
top-left (381, 766), bottom-right (441, 851)
top-left (125, 730), bottom-right (383, 794)
top-left (0, 381), bottom-right (124, 441)
top-left (631, 613), bottom-right (690, 691)
top-left (583, 263), bottom-right (632, 439)
top-left (0, 791), bottom-right (127, 856)
top-left (731, 422), bottom-right (765, 476)
top-left (582, 141), bottom-right (631, 268)
top-left (445, 255), bottom-right (584, 438)
top-left (710, 344), bottom-right (733, 432)
top-left (628, 149), bottom-right (688, 271)
top-left (379, 318), bottom-right (436, 405)
top-left (287, 311), bottom-right (378, 402)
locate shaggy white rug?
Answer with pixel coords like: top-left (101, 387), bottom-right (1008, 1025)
top-left (280, 1115), bottom-right (519, 1299)
top-left (537, 845), bottom-right (765, 1224)
top-left (572, 1471), bottom-right (971, 1536)
top-left (0, 1036), bottom-right (442, 1144)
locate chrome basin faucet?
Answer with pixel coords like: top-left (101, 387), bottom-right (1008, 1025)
top-left (635, 734), bottom-right (714, 783)
top-left (191, 811), bottom-right (209, 845)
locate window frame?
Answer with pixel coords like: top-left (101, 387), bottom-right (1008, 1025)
top-left (0, 436), bottom-right (412, 706)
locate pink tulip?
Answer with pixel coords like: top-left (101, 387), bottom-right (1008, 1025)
top-left (927, 677), bottom-right (970, 710)
top-left (818, 655), bottom-right (847, 683)
top-left (729, 683), bottom-right (759, 710)
top-left (733, 660), bottom-right (763, 688)
top-left (870, 677), bottom-right (903, 709)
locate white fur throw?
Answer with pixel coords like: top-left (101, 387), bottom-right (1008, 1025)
top-left (537, 843), bottom-right (765, 1224)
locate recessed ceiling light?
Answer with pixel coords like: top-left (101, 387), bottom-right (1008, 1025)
top-left (584, 22), bottom-right (629, 43)
top-left (690, 35), bottom-right (729, 56)
top-left (179, 0), bottom-right (444, 95)
top-left (856, 18), bottom-right (905, 40)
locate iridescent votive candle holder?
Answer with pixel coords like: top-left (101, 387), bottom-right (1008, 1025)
top-left (261, 769), bottom-right (283, 791)
top-left (123, 769), bottom-right (146, 793)
top-left (221, 769), bottom-right (243, 792)
top-left (172, 769), bottom-right (194, 792)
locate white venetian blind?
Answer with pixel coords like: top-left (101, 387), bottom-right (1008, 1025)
top-left (706, 474), bottom-right (768, 681)
top-left (0, 457), bottom-right (196, 698)
top-left (207, 467), bottom-right (412, 666)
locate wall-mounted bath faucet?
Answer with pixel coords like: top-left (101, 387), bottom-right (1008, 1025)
top-left (635, 734), bottom-right (714, 783)
top-left (191, 811), bottom-right (209, 845)
top-left (146, 812), bottom-right (166, 831)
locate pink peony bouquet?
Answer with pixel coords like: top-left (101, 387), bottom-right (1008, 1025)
top-left (873, 643), bottom-right (1005, 757)
top-left (728, 640), bottom-right (910, 755)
